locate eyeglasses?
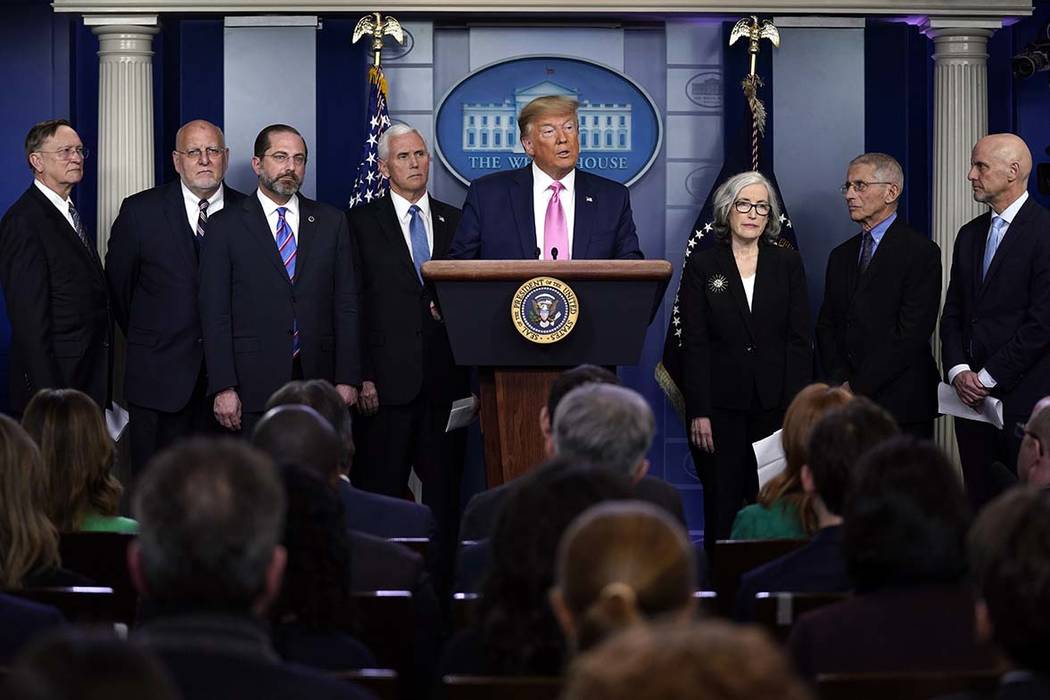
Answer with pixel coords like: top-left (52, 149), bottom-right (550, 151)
top-left (177, 147), bottom-right (225, 160)
top-left (840, 180), bottom-right (893, 194)
top-left (262, 152), bottom-right (307, 166)
top-left (1016, 422), bottom-right (1044, 455)
top-left (733, 200), bottom-right (771, 216)
top-left (37, 146), bottom-right (89, 161)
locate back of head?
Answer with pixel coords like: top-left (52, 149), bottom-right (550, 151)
top-left (970, 487), bottom-right (1050, 672)
top-left (252, 404), bottom-right (341, 483)
top-left (21, 389), bottom-right (121, 531)
top-left (266, 379), bottom-right (353, 473)
top-left (806, 396), bottom-right (898, 516)
top-left (480, 458), bottom-right (633, 674)
top-left (553, 383), bottom-right (654, 478)
top-left (7, 629), bottom-right (179, 700)
top-left (133, 438), bottom-right (285, 612)
top-left (547, 365), bottom-right (620, 424)
top-left (555, 501), bottom-right (696, 652)
top-left (562, 620), bottom-right (813, 700)
top-left (845, 436), bottom-right (970, 591)
top-left (0, 415), bottom-right (59, 588)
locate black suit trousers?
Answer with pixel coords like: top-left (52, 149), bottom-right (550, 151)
top-left (128, 365), bottom-right (217, 476)
top-left (954, 415), bottom-right (1023, 511)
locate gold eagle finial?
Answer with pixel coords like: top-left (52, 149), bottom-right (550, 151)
top-left (352, 12), bottom-right (405, 68)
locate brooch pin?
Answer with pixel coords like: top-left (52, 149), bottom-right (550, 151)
top-left (307, 215), bottom-right (316, 223)
top-left (707, 273), bottom-right (729, 294)
top-left (585, 196), bottom-right (594, 203)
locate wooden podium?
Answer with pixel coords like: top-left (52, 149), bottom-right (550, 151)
top-left (423, 259), bottom-right (672, 487)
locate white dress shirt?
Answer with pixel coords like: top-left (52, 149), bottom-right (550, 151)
top-left (389, 189), bottom-right (433, 261)
top-left (33, 179), bottom-right (77, 231)
top-left (181, 182), bottom-right (226, 233)
top-left (741, 273), bottom-right (756, 311)
top-left (946, 190), bottom-right (1030, 389)
top-left (531, 163), bottom-right (575, 259)
top-left (256, 189), bottom-right (300, 242)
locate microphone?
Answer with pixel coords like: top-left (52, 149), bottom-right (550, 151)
top-left (551, 247), bottom-right (559, 261)
top-left (534, 247), bottom-right (541, 260)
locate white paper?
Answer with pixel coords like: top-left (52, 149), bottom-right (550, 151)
top-left (937, 382), bottom-right (1004, 430)
top-left (753, 429), bottom-right (786, 489)
top-left (106, 403), bottom-right (130, 441)
top-left (446, 395), bottom-right (479, 432)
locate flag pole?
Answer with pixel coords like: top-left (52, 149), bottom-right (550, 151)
top-left (729, 16), bottom-right (780, 171)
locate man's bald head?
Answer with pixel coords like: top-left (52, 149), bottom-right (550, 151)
top-left (1019, 397), bottom-right (1050, 487)
top-left (969, 133), bottom-right (1033, 213)
top-left (251, 405), bottom-right (341, 484)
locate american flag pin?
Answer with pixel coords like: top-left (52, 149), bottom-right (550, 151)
top-left (585, 196), bottom-right (594, 203)
top-left (308, 216), bottom-right (315, 223)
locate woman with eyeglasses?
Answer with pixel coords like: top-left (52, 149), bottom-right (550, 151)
top-left (678, 170), bottom-right (812, 545)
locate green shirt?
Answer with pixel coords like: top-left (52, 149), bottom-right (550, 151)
top-left (729, 500), bottom-right (806, 540)
top-left (79, 513), bottom-right (139, 534)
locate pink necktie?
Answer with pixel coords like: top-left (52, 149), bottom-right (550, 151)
top-left (543, 181), bottom-right (569, 261)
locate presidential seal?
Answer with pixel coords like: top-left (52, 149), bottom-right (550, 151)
top-left (511, 277), bottom-right (580, 344)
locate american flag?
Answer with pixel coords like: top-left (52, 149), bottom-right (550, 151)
top-left (348, 65), bottom-right (392, 208)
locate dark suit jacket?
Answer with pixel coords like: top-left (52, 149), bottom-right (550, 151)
top-left (817, 218), bottom-right (941, 424)
top-left (338, 479), bottom-right (434, 539)
top-left (106, 181), bottom-right (246, 412)
top-left (348, 194), bottom-right (466, 407)
top-left (939, 673), bottom-right (1050, 700)
top-left (448, 166), bottom-right (643, 260)
top-left (680, 241), bottom-right (812, 418)
top-left (941, 197), bottom-right (1050, 419)
top-left (734, 525), bottom-right (850, 621)
top-left (0, 184), bottom-right (110, 412)
top-left (199, 193), bottom-right (360, 412)
top-left (788, 583), bottom-right (997, 679)
top-left (0, 593), bottom-right (65, 664)
top-left (459, 473), bottom-right (686, 542)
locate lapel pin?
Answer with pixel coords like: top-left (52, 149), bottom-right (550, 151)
top-left (308, 215), bottom-right (315, 223)
top-left (437, 215), bottom-right (445, 223)
top-left (585, 196), bottom-right (594, 203)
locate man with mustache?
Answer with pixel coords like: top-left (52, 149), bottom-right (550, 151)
top-left (107, 120), bottom-right (246, 474)
top-left (199, 124), bottom-right (360, 437)
top-left (0, 119), bottom-right (110, 415)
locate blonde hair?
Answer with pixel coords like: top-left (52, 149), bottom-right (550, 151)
top-left (517, 95), bottom-right (579, 140)
top-left (22, 389), bottom-right (122, 531)
top-left (758, 384), bottom-right (853, 534)
top-left (0, 415), bottom-right (60, 588)
top-left (555, 501), bottom-right (695, 652)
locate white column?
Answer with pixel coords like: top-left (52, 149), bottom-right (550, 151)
top-left (84, 16), bottom-right (159, 262)
top-left (924, 17), bottom-right (1001, 467)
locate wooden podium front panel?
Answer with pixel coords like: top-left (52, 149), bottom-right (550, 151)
top-left (478, 367), bottom-right (562, 487)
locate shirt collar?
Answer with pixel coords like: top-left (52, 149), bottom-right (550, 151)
top-left (181, 181), bottom-right (224, 209)
top-left (256, 189), bottom-right (299, 219)
top-left (997, 191), bottom-right (1028, 225)
top-left (532, 162), bottom-right (575, 195)
top-left (34, 178), bottom-right (71, 208)
top-left (390, 189), bottom-right (430, 223)
top-left (868, 212), bottom-right (897, 244)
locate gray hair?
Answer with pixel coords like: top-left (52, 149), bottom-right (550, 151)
top-left (133, 438), bottom-right (285, 612)
top-left (553, 384), bottom-right (655, 478)
top-left (377, 122), bottom-right (429, 162)
top-left (849, 152), bottom-right (904, 190)
top-left (711, 170), bottom-right (782, 242)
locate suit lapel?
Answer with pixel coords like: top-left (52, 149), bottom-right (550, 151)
top-left (163, 181), bottom-right (198, 271)
top-left (295, 196), bottom-right (317, 284)
top-left (855, 220), bottom-right (898, 296)
top-left (842, 233), bottom-right (862, 299)
top-left (29, 185), bottom-right (103, 276)
top-left (715, 244), bottom-right (755, 340)
top-left (378, 195), bottom-right (420, 285)
top-left (572, 171), bottom-right (594, 260)
top-left (431, 200), bottom-right (454, 260)
top-left (510, 167), bottom-right (537, 258)
top-left (243, 195), bottom-right (291, 285)
top-left (981, 199), bottom-right (1033, 294)
top-left (971, 210), bottom-right (992, 298)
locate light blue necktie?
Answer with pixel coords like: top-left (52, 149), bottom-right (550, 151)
top-left (275, 207), bottom-right (300, 358)
top-left (408, 204), bottom-right (430, 283)
top-left (982, 215), bottom-right (1007, 280)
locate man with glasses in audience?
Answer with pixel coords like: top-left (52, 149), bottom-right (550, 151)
top-left (107, 120), bottom-right (246, 474)
top-left (0, 119), bottom-right (110, 415)
top-left (816, 153), bottom-right (941, 438)
top-left (1017, 397), bottom-right (1050, 489)
top-left (449, 95), bottom-right (643, 260)
top-left (199, 124), bottom-right (360, 437)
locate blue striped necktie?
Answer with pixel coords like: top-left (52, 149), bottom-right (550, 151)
top-left (276, 207), bottom-right (300, 358)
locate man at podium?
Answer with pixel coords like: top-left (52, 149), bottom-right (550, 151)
top-left (448, 95), bottom-right (644, 261)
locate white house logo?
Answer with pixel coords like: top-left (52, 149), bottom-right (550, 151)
top-left (435, 56), bottom-right (662, 187)
top-left (380, 27), bottom-right (414, 62)
top-left (686, 71), bottom-right (722, 111)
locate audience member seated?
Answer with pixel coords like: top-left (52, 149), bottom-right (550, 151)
top-left (0, 415), bottom-right (91, 589)
top-left (562, 619), bottom-right (814, 700)
top-left (5, 628), bottom-right (180, 700)
top-left (439, 460), bottom-right (631, 677)
top-left (735, 397), bottom-right (898, 620)
top-left (266, 379), bottom-right (435, 539)
top-left (1017, 396), bottom-right (1050, 489)
top-left (270, 463), bottom-right (375, 672)
top-left (0, 592), bottom-right (65, 665)
top-left (21, 389), bottom-right (138, 534)
top-left (788, 437), bottom-right (997, 678)
top-left (951, 487), bottom-right (1050, 699)
top-left (459, 365), bottom-right (684, 541)
top-left (129, 438), bottom-right (371, 700)
top-left (730, 383), bottom-right (852, 540)
top-left (550, 501), bottom-right (696, 654)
